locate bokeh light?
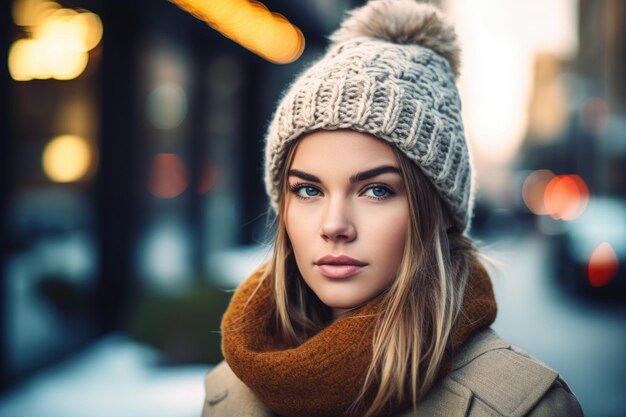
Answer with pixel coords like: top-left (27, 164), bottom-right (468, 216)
top-left (148, 153), bottom-right (189, 199)
top-left (31, 8), bottom-right (103, 52)
top-left (169, 0), bottom-right (304, 64)
top-left (544, 175), bottom-right (589, 220)
top-left (522, 169), bottom-right (556, 215)
top-left (42, 134), bottom-right (94, 183)
top-left (588, 242), bottom-right (619, 287)
top-left (75, 12), bottom-right (104, 51)
top-left (9, 0), bottom-right (103, 81)
top-left (45, 39), bottom-right (89, 80)
top-left (8, 39), bottom-right (41, 81)
top-left (12, 0), bottom-right (60, 27)
top-left (146, 83), bottom-right (188, 130)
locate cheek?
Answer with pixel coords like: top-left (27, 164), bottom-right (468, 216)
top-left (362, 206), bottom-right (409, 267)
top-left (285, 206), bottom-right (312, 251)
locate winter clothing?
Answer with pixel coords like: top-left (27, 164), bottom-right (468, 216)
top-left (202, 328), bottom-right (584, 416)
top-left (218, 261), bottom-right (496, 417)
top-left (201, 1), bottom-right (585, 416)
top-left (264, 0), bottom-right (473, 232)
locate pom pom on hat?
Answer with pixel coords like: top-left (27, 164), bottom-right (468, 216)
top-left (330, 0), bottom-right (461, 77)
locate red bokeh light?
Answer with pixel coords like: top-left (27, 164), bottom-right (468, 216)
top-left (148, 153), bottom-right (189, 198)
top-left (543, 175), bottom-right (589, 220)
top-left (588, 242), bottom-right (619, 287)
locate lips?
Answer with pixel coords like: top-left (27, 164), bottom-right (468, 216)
top-left (315, 255), bottom-right (367, 267)
top-left (314, 255), bottom-right (367, 279)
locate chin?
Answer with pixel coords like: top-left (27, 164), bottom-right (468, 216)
top-left (315, 290), bottom-right (369, 311)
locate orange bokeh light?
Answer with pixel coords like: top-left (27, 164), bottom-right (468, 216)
top-left (588, 242), bottom-right (619, 287)
top-left (543, 174), bottom-right (589, 220)
top-left (148, 153), bottom-right (189, 198)
top-left (169, 0), bottom-right (304, 64)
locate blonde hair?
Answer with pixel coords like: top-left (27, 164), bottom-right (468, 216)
top-left (257, 136), bottom-right (479, 416)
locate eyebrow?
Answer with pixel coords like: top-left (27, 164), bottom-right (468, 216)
top-left (288, 165), bottom-right (401, 184)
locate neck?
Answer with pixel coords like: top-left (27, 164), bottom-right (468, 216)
top-left (331, 308), bottom-right (349, 320)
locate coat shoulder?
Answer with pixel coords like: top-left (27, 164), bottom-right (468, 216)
top-left (446, 328), bottom-right (583, 417)
top-left (525, 378), bottom-right (585, 417)
top-left (201, 361), bottom-right (273, 417)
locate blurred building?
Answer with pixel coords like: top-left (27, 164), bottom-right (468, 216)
top-left (0, 0), bottom-right (364, 391)
top-left (522, 0), bottom-right (626, 195)
top-left (517, 0), bottom-right (626, 299)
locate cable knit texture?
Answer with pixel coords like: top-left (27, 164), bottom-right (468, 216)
top-left (221, 261), bottom-right (497, 417)
top-left (264, 0), bottom-right (474, 232)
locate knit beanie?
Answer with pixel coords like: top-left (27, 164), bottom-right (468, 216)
top-left (263, 0), bottom-right (474, 232)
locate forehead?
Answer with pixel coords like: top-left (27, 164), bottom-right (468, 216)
top-left (290, 130), bottom-right (398, 170)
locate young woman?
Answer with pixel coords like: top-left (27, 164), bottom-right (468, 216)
top-left (201, 1), bottom-right (584, 416)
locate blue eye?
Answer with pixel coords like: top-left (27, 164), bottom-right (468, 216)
top-left (300, 186), bottom-right (319, 197)
top-left (289, 184), bottom-right (320, 200)
top-left (364, 185), bottom-right (394, 200)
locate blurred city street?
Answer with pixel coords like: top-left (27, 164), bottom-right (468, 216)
top-left (487, 232), bottom-right (626, 417)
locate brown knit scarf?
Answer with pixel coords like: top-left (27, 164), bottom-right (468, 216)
top-left (221, 261), bottom-right (497, 417)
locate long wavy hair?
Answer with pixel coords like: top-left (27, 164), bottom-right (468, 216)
top-left (256, 134), bottom-right (479, 417)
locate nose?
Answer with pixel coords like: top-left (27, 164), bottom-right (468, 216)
top-left (320, 197), bottom-right (356, 242)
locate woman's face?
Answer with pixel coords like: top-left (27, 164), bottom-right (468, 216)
top-left (285, 130), bottom-right (410, 318)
